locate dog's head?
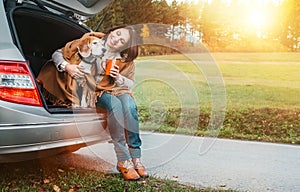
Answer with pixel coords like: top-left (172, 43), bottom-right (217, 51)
top-left (77, 36), bottom-right (106, 59)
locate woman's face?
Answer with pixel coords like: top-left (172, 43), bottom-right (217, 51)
top-left (106, 28), bottom-right (130, 51)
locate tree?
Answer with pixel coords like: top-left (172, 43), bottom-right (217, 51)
top-left (200, 1), bottom-right (225, 48)
top-left (279, 0), bottom-right (300, 50)
top-left (85, 0), bottom-right (296, 52)
top-left (152, 0), bottom-right (178, 25)
top-left (85, 1), bottom-right (124, 32)
top-left (188, 1), bottom-right (205, 41)
top-left (121, 0), bottom-right (159, 24)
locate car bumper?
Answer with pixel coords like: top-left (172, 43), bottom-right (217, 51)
top-left (0, 119), bottom-right (110, 162)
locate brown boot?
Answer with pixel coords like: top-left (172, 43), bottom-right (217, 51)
top-left (133, 158), bottom-right (149, 178)
top-left (117, 159), bottom-right (140, 181)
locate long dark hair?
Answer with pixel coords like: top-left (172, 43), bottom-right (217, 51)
top-left (103, 25), bottom-right (138, 62)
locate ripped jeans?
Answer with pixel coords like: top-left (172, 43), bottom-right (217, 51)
top-left (96, 93), bottom-right (142, 162)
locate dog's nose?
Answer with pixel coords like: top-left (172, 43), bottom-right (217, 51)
top-left (102, 48), bottom-right (106, 53)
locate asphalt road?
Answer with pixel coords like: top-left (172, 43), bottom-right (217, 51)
top-left (58, 132), bottom-right (300, 192)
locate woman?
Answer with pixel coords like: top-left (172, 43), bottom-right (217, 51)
top-left (52, 26), bottom-right (148, 181)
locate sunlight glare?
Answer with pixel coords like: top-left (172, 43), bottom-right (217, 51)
top-left (248, 11), bottom-right (267, 29)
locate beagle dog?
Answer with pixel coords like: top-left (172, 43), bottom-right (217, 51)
top-left (62, 34), bottom-right (106, 107)
top-left (77, 37), bottom-right (106, 107)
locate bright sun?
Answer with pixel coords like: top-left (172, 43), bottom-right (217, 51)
top-left (248, 11), bottom-right (267, 29)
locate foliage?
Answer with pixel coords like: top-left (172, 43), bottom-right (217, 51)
top-left (138, 107), bottom-right (300, 144)
top-left (279, 0), bottom-right (300, 50)
top-left (135, 53), bottom-right (300, 144)
top-left (85, 0), bottom-right (300, 53)
top-left (0, 159), bottom-right (231, 192)
top-left (85, 1), bottom-right (124, 31)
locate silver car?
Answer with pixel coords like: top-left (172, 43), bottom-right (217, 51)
top-left (0, 0), bottom-right (112, 162)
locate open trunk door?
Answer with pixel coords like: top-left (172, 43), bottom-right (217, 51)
top-left (18, 0), bottom-right (112, 21)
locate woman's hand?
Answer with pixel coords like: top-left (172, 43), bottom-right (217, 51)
top-left (65, 64), bottom-right (85, 79)
top-left (109, 64), bottom-right (120, 80)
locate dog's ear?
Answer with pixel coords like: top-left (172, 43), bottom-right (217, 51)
top-left (82, 32), bottom-right (105, 39)
top-left (77, 37), bottom-right (92, 58)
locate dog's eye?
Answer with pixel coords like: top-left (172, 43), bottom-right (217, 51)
top-left (92, 41), bottom-right (98, 45)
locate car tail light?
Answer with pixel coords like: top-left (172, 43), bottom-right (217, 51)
top-left (0, 60), bottom-right (42, 106)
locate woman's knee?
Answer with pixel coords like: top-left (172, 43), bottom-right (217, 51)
top-left (97, 93), bottom-right (123, 113)
top-left (119, 95), bottom-right (139, 121)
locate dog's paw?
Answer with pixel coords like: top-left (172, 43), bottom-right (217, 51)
top-left (72, 104), bottom-right (80, 108)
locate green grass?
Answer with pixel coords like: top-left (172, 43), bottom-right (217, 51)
top-left (3, 52), bottom-right (298, 191)
top-left (134, 52), bottom-right (300, 144)
top-left (136, 53), bottom-right (300, 109)
top-left (212, 52), bottom-right (300, 62)
top-left (139, 52), bottom-right (300, 62)
top-left (0, 159), bottom-right (232, 192)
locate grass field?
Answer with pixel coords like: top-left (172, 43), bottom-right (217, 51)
top-left (2, 52), bottom-right (297, 192)
top-left (134, 52), bottom-right (300, 144)
top-left (0, 158), bottom-right (227, 192)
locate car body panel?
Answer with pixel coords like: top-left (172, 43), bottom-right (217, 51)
top-left (0, 100), bottom-right (110, 162)
top-left (0, 0), bottom-right (24, 61)
top-left (0, 122), bottom-right (107, 153)
top-left (0, 0), bottom-right (111, 162)
top-left (41, 0), bottom-right (112, 17)
top-left (0, 43), bottom-right (24, 61)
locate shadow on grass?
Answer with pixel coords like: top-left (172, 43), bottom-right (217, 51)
top-left (0, 153), bottom-right (233, 192)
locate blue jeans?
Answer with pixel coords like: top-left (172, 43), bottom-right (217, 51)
top-left (96, 93), bottom-right (142, 162)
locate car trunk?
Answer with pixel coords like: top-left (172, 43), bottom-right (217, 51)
top-left (9, 5), bottom-right (93, 112)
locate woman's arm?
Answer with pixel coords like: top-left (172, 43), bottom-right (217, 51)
top-left (52, 49), bottom-right (68, 72)
top-left (52, 49), bottom-right (85, 78)
top-left (116, 74), bottom-right (134, 89)
top-left (110, 62), bottom-right (135, 89)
